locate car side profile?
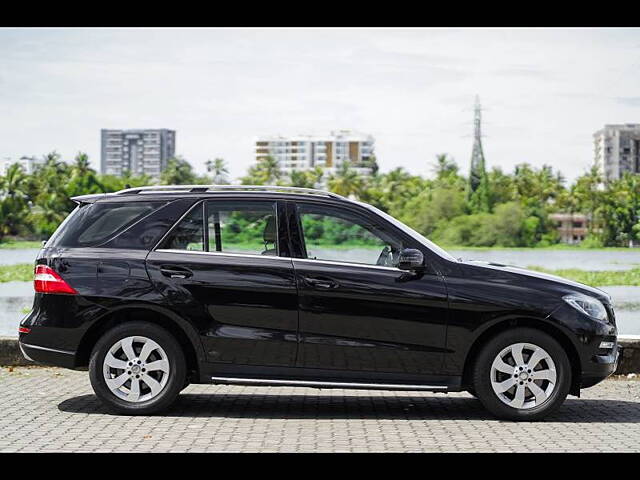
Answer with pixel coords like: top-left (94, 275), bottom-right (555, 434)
top-left (19, 185), bottom-right (619, 420)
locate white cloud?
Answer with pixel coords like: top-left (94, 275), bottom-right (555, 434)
top-left (0, 27), bottom-right (639, 183)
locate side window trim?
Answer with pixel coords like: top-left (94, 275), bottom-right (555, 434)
top-left (291, 200), bottom-right (413, 268)
top-left (293, 256), bottom-right (401, 272)
top-left (205, 199), bottom-right (280, 256)
top-left (153, 198), bottom-right (293, 260)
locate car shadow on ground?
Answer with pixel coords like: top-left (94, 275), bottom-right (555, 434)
top-left (58, 393), bottom-right (640, 422)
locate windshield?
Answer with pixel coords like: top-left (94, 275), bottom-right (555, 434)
top-left (357, 201), bottom-right (459, 263)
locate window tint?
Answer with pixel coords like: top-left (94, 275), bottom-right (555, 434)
top-left (107, 199), bottom-right (195, 250)
top-left (297, 204), bottom-right (405, 267)
top-left (160, 204), bottom-right (204, 251)
top-left (207, 201), bottom-right (278, 256)
top-left (48, 202), bottom-right (163, 248)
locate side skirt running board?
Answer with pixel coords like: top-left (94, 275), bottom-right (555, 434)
top-left (210, 376), bottom-right (448, 391)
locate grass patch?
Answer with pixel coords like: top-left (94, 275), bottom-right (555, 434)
top-left (0, 240), bottom-right (42, 250)
top-left (527, 266), bottom-right (640, 287)
top-left (0, 264), bottom-right (33, 282)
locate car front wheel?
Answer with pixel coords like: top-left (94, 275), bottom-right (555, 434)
top-left (89, 321), bottom-right (186, 415)
top-left (472, 327), bottom-right (571, 421)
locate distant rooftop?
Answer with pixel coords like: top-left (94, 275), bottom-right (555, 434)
top-left (256, 130), bottom-right (374, 142)
top-left (594, 124), bottom-right (640, 134)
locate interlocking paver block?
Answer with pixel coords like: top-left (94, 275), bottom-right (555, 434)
top-left (1, 367), bottom-right (640, 452)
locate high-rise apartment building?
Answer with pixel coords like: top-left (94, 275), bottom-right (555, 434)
top-left (101, 129), bottom-right (176, 178)
top-left (594, 124), bottom-right (640, 182)
top-left (254, 130), bottom-right (375, 177)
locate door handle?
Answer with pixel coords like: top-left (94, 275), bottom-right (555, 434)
top-left (303, 277), bottom-right (338, 289)
top-left (160, 266), bottom-right (193, 279)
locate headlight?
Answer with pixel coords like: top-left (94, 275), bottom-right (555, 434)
top-left (563, 293), bottom-right (607, 322)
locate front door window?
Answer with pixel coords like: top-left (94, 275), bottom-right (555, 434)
top-left (296, 204), bottom-right (406, 267)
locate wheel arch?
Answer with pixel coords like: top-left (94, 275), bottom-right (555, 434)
top-left (461, 316), bottom-right (582, 396)
top-left (76, 304), bottom-right (205, 383)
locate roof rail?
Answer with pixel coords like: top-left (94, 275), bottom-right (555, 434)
top-left (114, 184), bottom-right (348, 200)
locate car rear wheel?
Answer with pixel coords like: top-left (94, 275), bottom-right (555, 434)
top-left (472, 327), bottom-right (571, 421)
top-left (89, 321), bottom-right (186, 415)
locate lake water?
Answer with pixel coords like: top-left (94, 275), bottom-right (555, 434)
top-left (0, 249), bottom-right (40, 265)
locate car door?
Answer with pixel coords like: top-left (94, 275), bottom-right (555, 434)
top-left (146, 198), bottom-right (299, 368)
top-left (289, 200), bottom-right (449, 378)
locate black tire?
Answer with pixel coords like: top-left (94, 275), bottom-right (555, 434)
top-left (472, 327), bottom-right (571, 421)
top-left (89, 321), bottom-right (187, 415)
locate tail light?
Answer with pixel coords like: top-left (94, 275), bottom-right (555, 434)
top-left (34, 265), bottom-right (78, 295)
top-left (18, 326), bottom-right (31, 334)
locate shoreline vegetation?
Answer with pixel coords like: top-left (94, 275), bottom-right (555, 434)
top-left (0, 264), bottom-right (32, 282)
top-left (1, 261), bottom-right (640, 286)
top-left (527, 266), bottom-right (640, 287)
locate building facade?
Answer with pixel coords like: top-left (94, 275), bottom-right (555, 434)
top-left (101, 129), bottom-right (176, 179)
top-left (594, 124), bottom-right (640, 182)
top-left (549, 212), bottom-right (589, 244)
top-left (1, 156), bottom-right (43, 176)
top-left (254, 130), bottom-right (375, 177)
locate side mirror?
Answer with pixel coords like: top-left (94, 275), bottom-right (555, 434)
top-left (397, 248), bottom-right (424, 271)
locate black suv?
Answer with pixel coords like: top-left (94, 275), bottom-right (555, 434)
top-left (19, 185), bottom-right (619, 420)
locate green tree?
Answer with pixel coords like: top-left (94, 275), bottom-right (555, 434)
top-left (289, 167), bottom-right (324, 189)
top-left (160, 157), bottom-right (198, 185)
top-left (599, 173), bottom-right (640, 246)
top-left (0, 163), bottom-right (30, 239)
top-left (327, 162), bottom-right (365, 198)
top-left (206, 158), bottom-right (230, 184)
top-left (67, 152), bottom-right (104, 197)
top-left (241, 156), bottom-right (282, 185)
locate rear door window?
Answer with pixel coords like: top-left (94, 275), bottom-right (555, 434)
top-left (48, 202), bottom-right (164, 248)
top-left (159, 200), bottom-right (278, 256)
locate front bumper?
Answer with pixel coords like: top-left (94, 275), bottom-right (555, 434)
top-left (548, 301), bottom-right (618, 390)
top-left (581, 345), bottom-right (620, 388)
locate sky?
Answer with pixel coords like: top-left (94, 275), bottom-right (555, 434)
top-left (1, 27), bottom-right (639, 184)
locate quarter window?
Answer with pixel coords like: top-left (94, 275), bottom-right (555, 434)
top-left (48, 202), bottom-right (164, 248)
top-left (160, 204), bottom-right (204, 251)
top-left (297, 204), bottom-right (405, 267)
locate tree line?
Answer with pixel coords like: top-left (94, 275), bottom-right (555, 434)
top-left (0, 150), bottom-right (638, 248)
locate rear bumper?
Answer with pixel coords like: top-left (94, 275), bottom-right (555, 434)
top-left (18, 341), bottom-right (77, 369)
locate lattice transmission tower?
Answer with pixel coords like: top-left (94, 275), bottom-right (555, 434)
top-left (469, 95), bottom-right (486, 192)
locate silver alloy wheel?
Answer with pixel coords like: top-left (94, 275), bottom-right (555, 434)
top-left (490, 342), bottom-right (557, 410)
top-left (102, 336), bottom-right (170, 403)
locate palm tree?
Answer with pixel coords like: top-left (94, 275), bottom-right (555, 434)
top-left (71, 152), bottom-right (92, 177)
top-left (1, 162), bottom-right (29, 198)
top-left (288, 167), bottom-right (324, 189)
top-left (160, 157), bottom-right (198, 185)
top-left (69, 152), bottom-right (104, 194)
top-left (258, 156), bottom-right (282, 185)
top-left (0, 163), bottom-right (30, 238)
top-left (327, 163), bottom-right (364, 198)
top-left (206, 158), bottom-right (229, 184)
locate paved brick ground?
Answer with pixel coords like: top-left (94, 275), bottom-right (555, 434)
top-left (1, 366), bottom-right (640, 452)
